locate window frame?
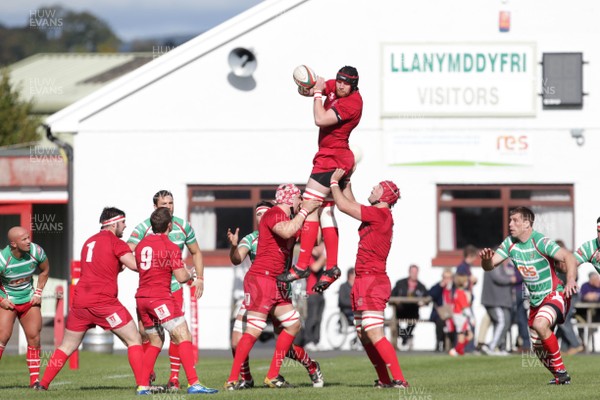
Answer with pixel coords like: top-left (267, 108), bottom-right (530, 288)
top-left (186, 184), bottom-right (304, 266)
top-left (433, 184), bottom-right (574, 267)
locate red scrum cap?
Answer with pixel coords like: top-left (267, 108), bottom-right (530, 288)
top-left (275, 184), bottom-right (301, 206)
top-left (379, 180), bottom-right (400, 206)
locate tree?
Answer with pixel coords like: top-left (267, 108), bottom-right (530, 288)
top-left (0, 68), bottom-right (41, 146)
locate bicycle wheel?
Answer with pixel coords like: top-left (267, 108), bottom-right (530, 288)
top-left (325, 312), bottom-right (349, 350)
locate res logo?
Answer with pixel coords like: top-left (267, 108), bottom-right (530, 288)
top-left (497, 135), bottom-right (528, 151)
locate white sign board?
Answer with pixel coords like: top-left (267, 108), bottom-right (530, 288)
top-left (384, 131), bottom-right (533, 167)
top-left (381, 43), bottom-right (537, 117)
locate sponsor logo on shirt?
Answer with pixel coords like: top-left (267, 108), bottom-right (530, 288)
top-left (106, 312), bottom-right (123, 328)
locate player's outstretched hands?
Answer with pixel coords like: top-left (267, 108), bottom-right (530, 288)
top-left (301, 199), bottom-right (321, 215)
top-left (330, 168), bottom-right (346, 185)
top-left (191, 278), bottom-right (204, 299)
top-left (479, 248), bottom-right (495, 261)
top-left (564, 279), bottom-right (578, 298)
top-left (0, 297), bottom-right (15, 310)
top-left (313, 76), bottom-right (326, 92)
top-left (227, 227), bottom-right (239, 246)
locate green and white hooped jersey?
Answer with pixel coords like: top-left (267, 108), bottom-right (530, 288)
top-left (0, 243), bottom-right (47, 304)
top-left (496, 230), bottom-right (563, 307)
top-left (239, 231), bottom-right (259, 262)
top-left (575, 238), bottom-right (600, 273)
top-left (128, 215), bottom-right (197, 292)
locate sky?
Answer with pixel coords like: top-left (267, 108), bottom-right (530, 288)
top-left (0, 0), bottom-right (265, 41)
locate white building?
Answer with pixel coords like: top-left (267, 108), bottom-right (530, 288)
top-left (47, 0), bottom-right (600, 350)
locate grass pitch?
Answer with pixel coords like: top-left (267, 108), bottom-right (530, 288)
top-left (0, 350), bottom-right (597, 399)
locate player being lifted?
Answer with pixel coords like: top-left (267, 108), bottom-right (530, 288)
top-left (226, 201), bottom-right (324, 389)
top-left (0, 226), bottom-right (50, 388)
top-left (328, 168), bottom-right (408, 388)
top-left (225, 184), bottom-right (320, 390)
top-left (480, 207), bottom-right (578, 385)
top-left (135, 207), bottom-right (217, 395)
top-left (278, 66), bottom-right (363, 293)
top-left (128, 190), bottom-right (204, 390)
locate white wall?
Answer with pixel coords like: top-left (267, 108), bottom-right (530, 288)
top-left (65, 0), bottom-right (600, 349)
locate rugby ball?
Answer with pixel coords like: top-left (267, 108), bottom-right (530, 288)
top-left (293, 65), bottom-right (317, 89)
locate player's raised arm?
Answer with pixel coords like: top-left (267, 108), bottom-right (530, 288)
top-left (272, 199), bottom-right (320, 239)
top-left (330, 168), bottom-right (361, 220)
top-left (227, 227), bottom-right (250, 265)
top-left (479, 248), bottom-right (505, 271)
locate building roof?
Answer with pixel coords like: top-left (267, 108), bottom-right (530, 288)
top-left (8, 53), bottom-right (153, 115)
top-left (45, 0), bottom-right (306, 132)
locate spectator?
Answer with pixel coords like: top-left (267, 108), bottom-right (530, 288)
top-left (428, 268), bottom-right (455, 352)
top-left (480, 260), bottom-right (516, 355)
top-left (392, 264), bottom-right (428, 350)
top-left (554, 240), bottom-right (583, 355)
top-left (338, 268), bottom-right (355, 325)
top-left (456, 245), bottom-right (479, 293)
top-left (448, 273), bottom-right (474, 356)
top-left (303, 241), bottom-right (327, 351)
top-left (580, 272), bottom-right (600, 303)
top-left (511, 264), bottom-right (532, 352)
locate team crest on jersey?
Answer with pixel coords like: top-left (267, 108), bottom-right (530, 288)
top-left (154, 304), bottom-right (171, 320)
top-left (106, 312), bottom-right (123, 328)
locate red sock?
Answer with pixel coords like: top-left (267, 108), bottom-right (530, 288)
top-left (127, 344), bottom-right (145, 386)
top-left (142, 345), bottom-right (161, 386)
top-left (364, 342), bottom-right (391, 384)
top-left (169, 342), bottom-right (180, 380)
top-left (178, 341), bottom-right (199, 386)
top-left (321, 227), bottom-right (339, 269)
top-left (455, 341), bottom-right (466, 355)
top-left (297, 221), bottom-right (320, 269)
top-left (232, 346), bottom-right (253, 381)
top-left (541, 334), bottom-right (565, 373)
top-left (40, 348), bottom-right (68, 388)
top-left (142, 340), bottom-right (155, 378)
top-left (228, 333), bottom-right (257, 382)
top-left (267, 330), bottom-right (295, 379)
top-left (287, 344), bottom-right (314, 370)
top-left (374, 337), bottom-right (405, 382)
top-left (0, 343), bottom-right (5, 360)
top-left (26, 346), bottom-right (41, 385)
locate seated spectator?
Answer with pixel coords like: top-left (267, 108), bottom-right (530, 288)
top-left (392, 264), bottom-right (428, 350)
top-left (338, 267), bottom-right (355, 326)
top-left (429, 268), bottom-right (455, 352)
top-left (580, 272), bottom-right (600, 303)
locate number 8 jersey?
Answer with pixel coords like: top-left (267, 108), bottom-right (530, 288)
top-left (496, 230), bottom-right (563, 307)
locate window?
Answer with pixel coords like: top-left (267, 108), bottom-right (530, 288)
top-left (187, 185), bottom-right (302, 266)
top-left (433, 184), bottom-right (574, 266)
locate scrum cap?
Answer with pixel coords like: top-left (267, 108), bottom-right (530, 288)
top-left (336, 66), bottom-right (359, 90)
top-left (378, 180), bottom-right (400, 206)
top-left (275, 184), bottom-right (301, 206)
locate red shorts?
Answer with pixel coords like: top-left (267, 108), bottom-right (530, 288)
top-left (136, 296), bottom-right (183, 328)
top-left (66, 300), bottom-right (133, 332)
top-left (172, 288), bottom-right (184, 314)
top-left (12, 302), bottom-right (40, 319)
top-left (528, 290), bottom-right (570, 327)
top-left (351, 274), bottom-right (391, 312)
top-left (243, 272), bottom-right (292, 313)
top-left (311, 148), bottom-right (355, 174)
